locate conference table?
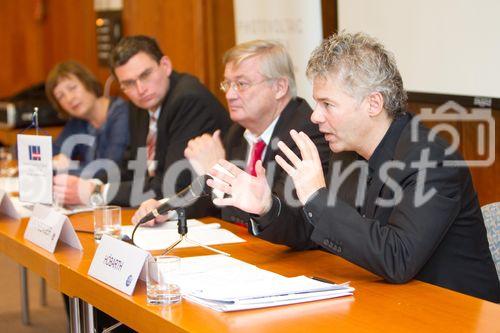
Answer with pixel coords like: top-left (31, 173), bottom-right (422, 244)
top-left (0, 209), bottom-right (498, 332)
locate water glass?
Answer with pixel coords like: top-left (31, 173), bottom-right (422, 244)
top-left (93, 205), bottom-right (121, 242)
top-left (146, 255), bottom-right (181, 305)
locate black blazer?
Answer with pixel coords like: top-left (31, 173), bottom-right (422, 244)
top-left (199, 97), bottom-right (330, 225)
top-left (109, 71), bottom-right (231, 207)
top-left (256, 113), bottom-right (500, 302)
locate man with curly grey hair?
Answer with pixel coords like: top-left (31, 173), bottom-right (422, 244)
top-left (207, 32), bottom-right (499, 302)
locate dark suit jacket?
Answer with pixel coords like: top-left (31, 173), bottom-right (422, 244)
top-left (256, 112), bottom-right (500, 302)
top-left (109, 71), bottom-right (231, 207)
top-left (187, 97), bottom-right (330, 225)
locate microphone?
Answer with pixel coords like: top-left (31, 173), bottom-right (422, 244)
top-left (138, 175), bottom-right (209, 225)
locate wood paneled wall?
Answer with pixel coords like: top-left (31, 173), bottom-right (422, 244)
top-left (0, 0), bottom-right (102, 98)
top-left (0, 0), bottom-right (234, 101)
top-left (0, 0), bottom-right (49, 98)
top-left (122, 0), bottom-right (235, 103)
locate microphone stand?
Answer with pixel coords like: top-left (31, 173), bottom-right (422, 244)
top-left (129, 207), bottom-right (230, 256)
top-left (161, 208), bottom-right (230, 256)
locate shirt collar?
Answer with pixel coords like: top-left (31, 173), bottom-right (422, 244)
top-left (243, 115), bottom-right (280, 147)
top-left (148, 106), bottom-right (161, 120)
top-left (368, 112), bottom-right (410, 173)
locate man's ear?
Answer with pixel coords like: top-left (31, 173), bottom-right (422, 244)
top-left (366, 91), bottom-right (385, 117)
top-left (273, 77), bottom-right (289, 100)
top-left (159, 56), bottom-right (173, 77)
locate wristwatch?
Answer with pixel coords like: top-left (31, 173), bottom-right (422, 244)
top-left (89, 182), bottom-right (104, 207)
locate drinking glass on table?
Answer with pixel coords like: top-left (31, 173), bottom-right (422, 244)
top-left (146, 255), bottom-right (182, 305)
top-left (93, 205), bottom-right (122, 242)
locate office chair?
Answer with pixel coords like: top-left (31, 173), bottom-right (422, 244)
top-left (481, 202), bottom-right (500, 282)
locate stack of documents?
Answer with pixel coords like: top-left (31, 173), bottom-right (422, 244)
top-left (121, 220), bottom-right (245, 250)
top-left (174, 255), bottom-right (354, 312)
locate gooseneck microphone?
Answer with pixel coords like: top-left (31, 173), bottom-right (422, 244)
top-left (127, 174), bottom-right (229, 256)
top-left (138, 175), bottom-right (209, 225)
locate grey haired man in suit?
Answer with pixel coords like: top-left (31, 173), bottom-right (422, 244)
top-left (207, 32), bottom-right (500, 302)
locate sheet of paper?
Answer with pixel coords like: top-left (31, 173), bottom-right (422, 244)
top-left (190, 275), bottom-right (348, 301)
top-left (174, 255), bottom-right (281, 295)
top-left (0, 177), bottom-right (19, 193)
top-left (170, 255), bottom-right (354, 312)
top-left (121, 220), bottom-right (245, 250)
top-left (17, 134), bottom-right (53, 204)
top-left (185, 289), bottom-right (354, 312)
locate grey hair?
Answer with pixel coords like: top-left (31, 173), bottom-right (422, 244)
top-left (223, 40), bottom-right (297, 97)
top-left (306, 31), bottom-right (407, 118)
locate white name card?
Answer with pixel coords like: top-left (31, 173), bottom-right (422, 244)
top-left (0, 190), bottom-right (21, 220)
top-left (88, 235), bottom-right (150, 295)
top-left (17, 134), bottom-right (53, 205)
top-left (24, 204), bottom-right (83, 253)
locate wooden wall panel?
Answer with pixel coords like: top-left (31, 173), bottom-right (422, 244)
top-left (121, 0), bottom-right (235, 104)
top-left (461, 111), bottom-right (500, 205)
top-left (0, 0), bottom-right (46, 98)
top-left (322, 0), bottom-right (337, 38)
top-left (0, 0), bottom-right (235, 102)
top-left (122, 0), bottom-right (208, 82)
top-left (41, 0), bottom-right (102, 78)
top-left (0, 0), bottom-right (109, 98)
top-left (209, 0), bottom-right (236, 103)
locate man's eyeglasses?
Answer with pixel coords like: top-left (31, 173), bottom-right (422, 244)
top-left (120, 66), bottom-right (159, 91)
top-left (219, 78), bottom-right (272, 93)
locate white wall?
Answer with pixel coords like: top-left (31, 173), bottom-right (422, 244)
top-left (233, 0), bottom-right (324, 107)
top-left (338, 0), bottom-right (500, 99)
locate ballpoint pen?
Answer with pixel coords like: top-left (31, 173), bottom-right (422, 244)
top-left (310, 276), bottom-right (336, 285)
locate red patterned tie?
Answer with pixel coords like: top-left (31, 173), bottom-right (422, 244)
top-left (246, 140), bottom-right (266, 176)
top-left (146, 115), bottom-right (157, 175)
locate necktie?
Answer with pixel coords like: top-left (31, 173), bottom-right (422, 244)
top-left (246, 139), bottom-right (266, 176)
top-left (146, 115), bottom-right (157, 175)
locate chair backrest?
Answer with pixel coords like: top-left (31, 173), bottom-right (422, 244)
top-left (481, 202), bottom-right (500, 282)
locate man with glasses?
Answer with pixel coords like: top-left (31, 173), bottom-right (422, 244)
top-left (54, 35), bottom-right (230, 207)
top-left (132, 40), bottom-right (330, 228)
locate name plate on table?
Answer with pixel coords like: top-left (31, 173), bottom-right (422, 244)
top-left (17, 134), bottom-right (53, 205)
top-left (24, 204), bottom-right (83, 253)
top-left (0, 189), bottom-right (20, 219)
top-left (88, 235), bottom-right (150, 295)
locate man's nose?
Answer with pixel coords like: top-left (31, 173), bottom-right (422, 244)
top-left (311, 104), bottom-right (325, 124)
top-left (225, 85), bottom-right (238, 100)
